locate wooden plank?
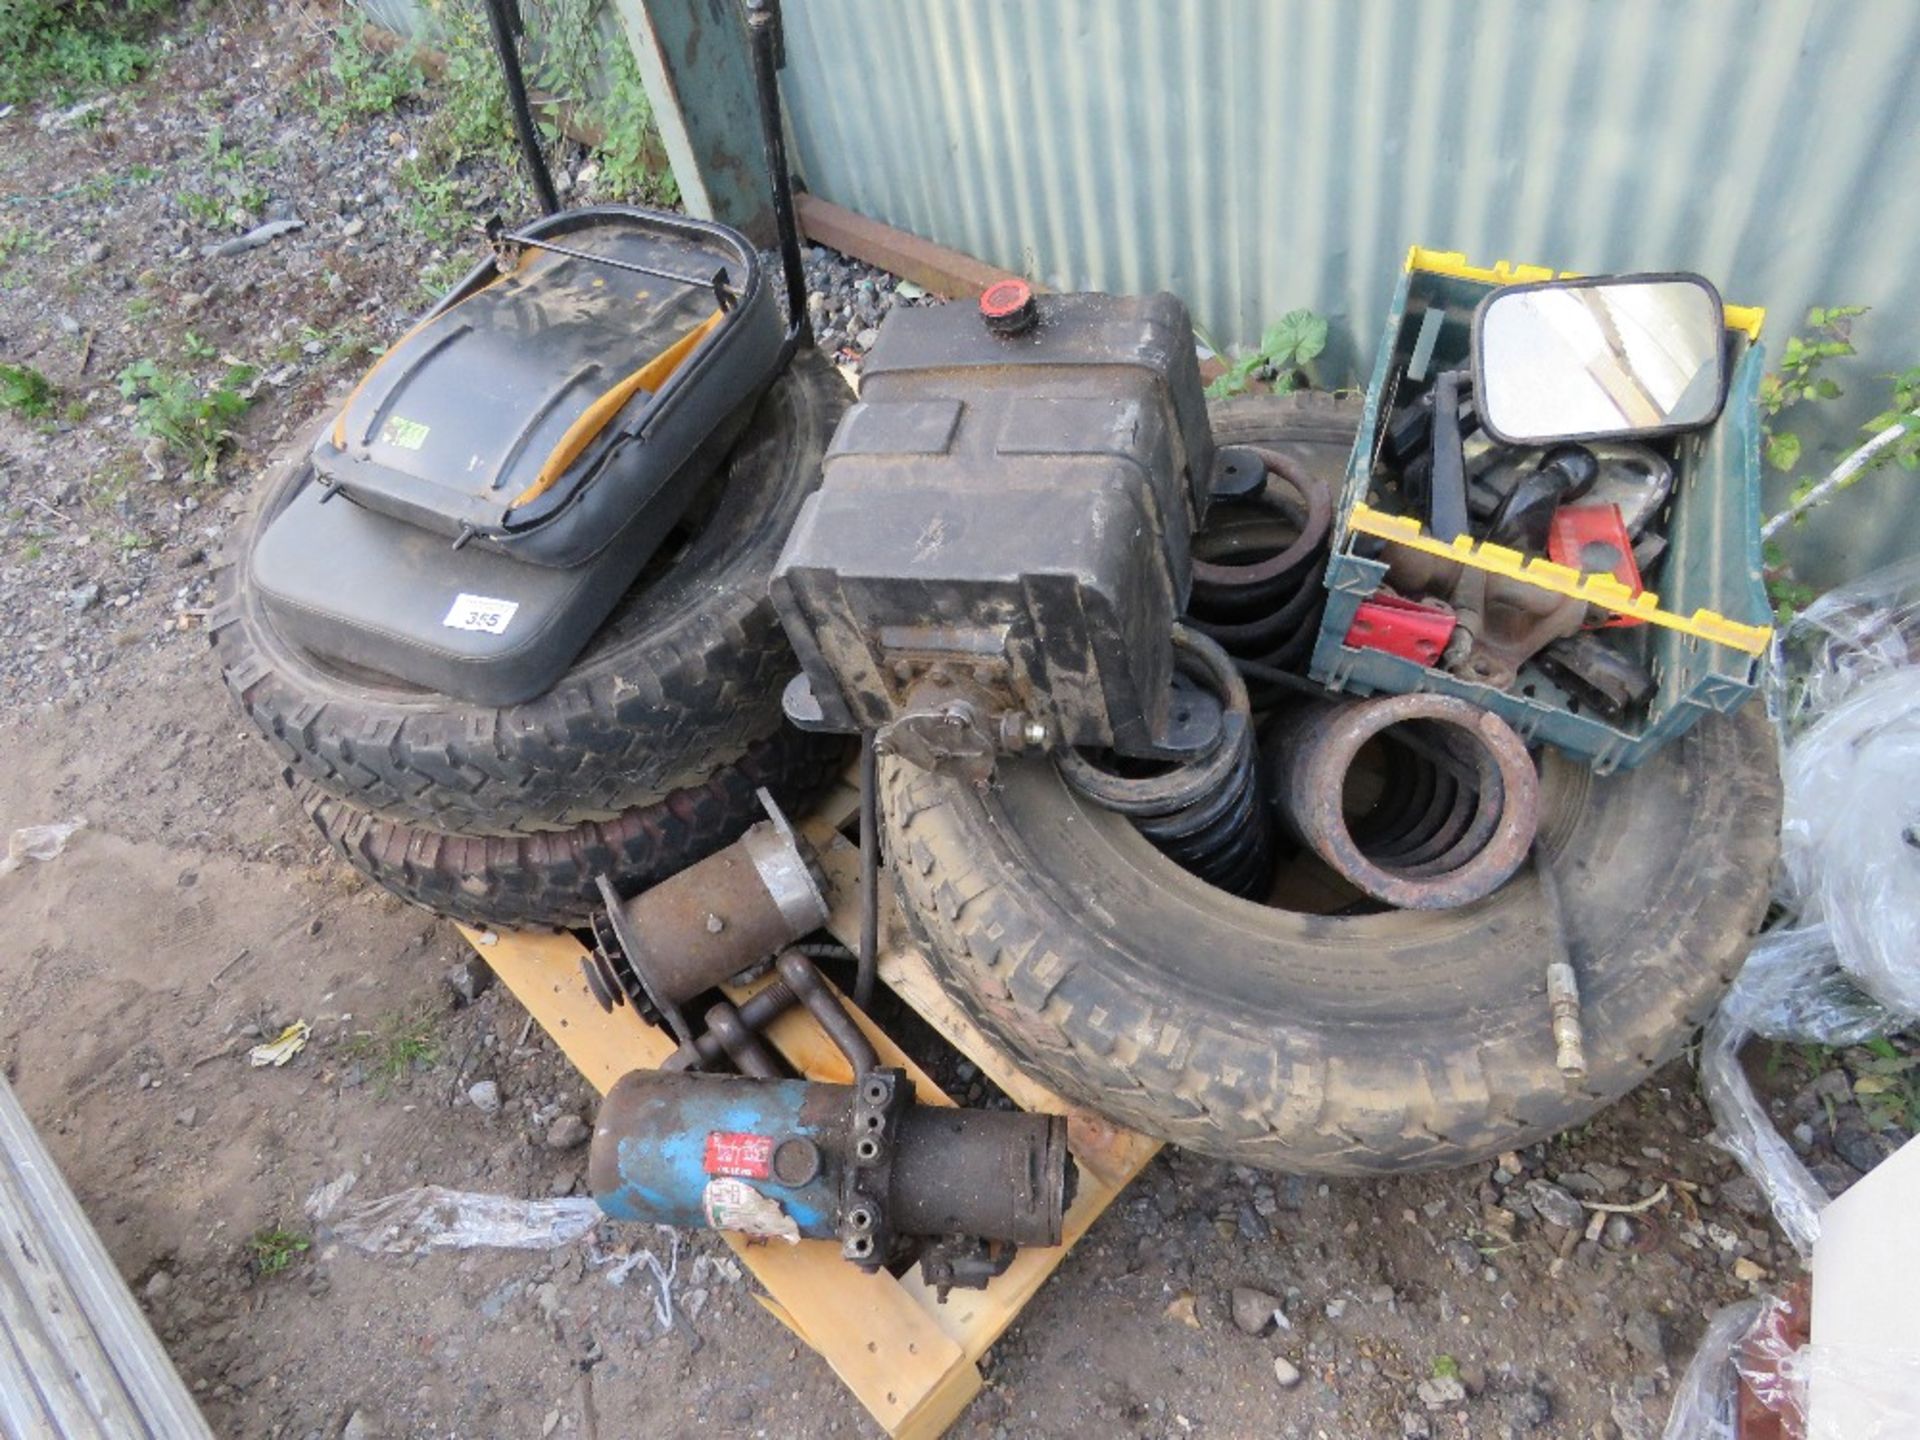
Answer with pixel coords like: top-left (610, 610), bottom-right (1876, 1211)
top-left (463, 803), bottom-right (1158, 1440)
top-left (463, 924), bottom-right (982, 1438)
top-left (796, 194), bottom-right (1021, 300)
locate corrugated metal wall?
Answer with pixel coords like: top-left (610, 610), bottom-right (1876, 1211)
top-left (778, 0), bottom-right (1920, 588)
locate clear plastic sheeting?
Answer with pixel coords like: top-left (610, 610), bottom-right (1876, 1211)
top-left (1664, 1294), bottom-right (1920, 1440)
top-left (324, 1185), bottom-right (603, 1256)
top-left (0, 818), bottom-right (85, 877)
top-left (1772, 558), bottom-right (1920, 1017)
top-left (1702, 561), bottom-right (1920, 1255)
top-left (1702, 933), bottom-right (1853, 1257)
top-left (1659, 1298), bottom-right (1761, 1440)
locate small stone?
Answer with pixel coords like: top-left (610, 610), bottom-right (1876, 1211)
top-left (1503, 1386), bottom-right (1553, 1432)
top-left (1719, 1175), bottom-right (1769, 1219)
top-left (1584, 1162), bottom-right (1633, 1193)
top-left (1401, 1413), bottom-right (1432, 1440)
top-left (85, 240), bottom-right (110, 265)
top-left (855, 327), bottom-right (879, 350)
top-left (342, 1409), bottom-right (384, 1440)
top-left (1732, 1257), bottom-right (1768, 1284)
top-left (143, 1270), bottom-right (173, 1301)
top-left (1498, 1150), bottom-right (1524, 1174)
top-left (1230, 1286), bottom-right (1279, 1335)
top-left (1272, 1355), bottom-right (1302, 1389)
top-left (65, 582), bottom-right (102, 613)
top-left (1622, 1308), bottom-right (1666, 1365)
top-left (467, 1080), bottom-right (502, 1115)
top-left (445, 955), bottom-right (494, 1005)
top-left (1555, 1170), bottom-right (1607, 1200)
top-left (1603, 1214), bottom-right (1634, 1249)
top-left (1442, 1238), bottom-right (1480, 1277)
top-left (1525, 1179), bottom-right (1585, 1231)
top-left (541, 1410), bottom-right (560, 1438)
top-left (544, 1115), bottom-right (590, 1151)
top-left (1323, 1297), bottom-right (1347, 1321)
top-left (175, 1106), bottom-right (198, 1128)
top-left (1417, 1375), bottom-right (1467, 1409)
top-left (342, 217), bottom-right (367, 238)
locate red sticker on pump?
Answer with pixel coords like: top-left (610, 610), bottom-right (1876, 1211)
top-left (703, 1131), bottom-right (776, 1180)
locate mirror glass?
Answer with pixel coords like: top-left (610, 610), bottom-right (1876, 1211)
top-left (1474, 277), bottom-right (1724, 444)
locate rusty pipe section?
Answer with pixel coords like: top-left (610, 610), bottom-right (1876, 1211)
top-left (1275, 694), bottom-right (1539, 910)
top-left (587, 792), bottom-right (829, 1041)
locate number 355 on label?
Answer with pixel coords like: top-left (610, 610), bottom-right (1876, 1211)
top-left (442, 593), bottom-right (519, 635)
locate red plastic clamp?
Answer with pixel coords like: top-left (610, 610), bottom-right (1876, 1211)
top-left (1344, 593), bottom-right (1457, 665)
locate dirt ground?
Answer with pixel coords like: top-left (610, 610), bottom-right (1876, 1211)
top-left (0, 8), bottom-right (1909, 1439)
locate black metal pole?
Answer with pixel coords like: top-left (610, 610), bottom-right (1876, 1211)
top-left (855, 730), bottom-right (879, 1012)
top-left (482, 0), bottom-right (560, 217)
top-left (744, 0), bottom-right (812, 347)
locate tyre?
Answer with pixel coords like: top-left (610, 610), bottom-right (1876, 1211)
top-left (210, 350), bottom-right (850, 836)
top-left (302, 725), bottom-right (852, 930)
top-left (882, 393), bottom-right (1782, 1175)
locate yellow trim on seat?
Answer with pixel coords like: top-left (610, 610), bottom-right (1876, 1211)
top-left (329, 250), bottom-right (544, 450)
top-left (1403, 245), bottom-right (1765, 341)
top-left (507, 308), bottom-right (725, 511)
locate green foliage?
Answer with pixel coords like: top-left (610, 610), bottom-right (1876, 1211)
top-left (342, 1009), bottom-right (440, 1095)
top-left (116, 357), bottom-right (257, 480)
top-left (246, 1226), bottom-right (311, 1278)
top-left (0, 0), bottom-right (177, 106)
top-left (175, 125), bottom-right (270, 230)
top-left (0, 362), bottom-right (55, 419)
top-left (1206, 309), bottom-right (1329, 400)
top-left (1847, 1039), bottom-right (1920, 1134)
top-left (307, 19), bottom-right (421, 126)
top-left (1761, 306), bottom-right (1920, 619)
top-left (586, 42), bottom-right (678, 205)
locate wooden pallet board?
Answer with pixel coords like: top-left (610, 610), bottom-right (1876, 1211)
top-left (459, 799), bottom-right (1159, 1439)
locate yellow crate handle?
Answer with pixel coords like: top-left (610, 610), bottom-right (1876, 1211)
top-left (1347, 504), bottom-right (1773, 656)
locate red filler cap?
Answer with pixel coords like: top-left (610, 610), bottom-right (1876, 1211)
top-left (979, 278), bottom-right (1038, 336)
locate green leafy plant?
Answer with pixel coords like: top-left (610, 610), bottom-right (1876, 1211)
top-left (116, 357), bottom-right (257, 479)
top-left (342, 1009), bottom-right (440, 1094)
top-left (1759, 306), bottom-right (1920, 619)
top-left (1431, 1355), bottom-right (1462, 1381)
top-left (581, 42), bottom-right (677, 205)
top-left (1206, 309), bottom-right (1329, 400)
top-left (0, 362), bottom-right (56, 419)
top-left (0, 0), bottom-right (174, 107)
top-left (1848, 1038), bottom-right (1920, 1135)
top-left (246, 1225), bottom-right (311, 1278)
top-left (307, 18), bottom-right (421, 126)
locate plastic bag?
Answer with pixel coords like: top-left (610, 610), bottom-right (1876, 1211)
top-left (1666, 1293), bottom-right (1920, 1439)
top-left (1660, 1297), bottom-right (1762, 1440)
top-left (325, 1185), bottom-right (603, 1255)
top-left (1702, 938), bottom-right (1834, 1258)
top-left (0, 818), bottom-right (85, 877)
top-left (1777, 665), bottom-right (1920, 1017)
top-left (1776, 554), bottom-right (1920, 734)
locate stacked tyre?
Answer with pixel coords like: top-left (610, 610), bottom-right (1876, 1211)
top-left (210, 351), bottom-right (853, 928)
top-left (881, 393), bottom-right (1782, 1175)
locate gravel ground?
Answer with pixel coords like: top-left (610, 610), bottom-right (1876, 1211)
top-left (1, 8), bottom-right (1914, 1440)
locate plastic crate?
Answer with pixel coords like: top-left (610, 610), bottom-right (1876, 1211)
top-left (1307, 248), bottom-right (1773, 773)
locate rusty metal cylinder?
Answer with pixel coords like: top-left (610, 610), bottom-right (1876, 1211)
top-left (1275, 693), bottom-right (1539, 910)
top-left (889, 1105), bottom-right (1071, 1248)
top-left (596, 811), bottom-right (829, 1017)
top-left (589, 1069), bottom-right (1071, 1249)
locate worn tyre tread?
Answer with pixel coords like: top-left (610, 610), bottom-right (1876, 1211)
top-left (878, 393), bottom-right (1782, 1175)
top-left (303, 725), bottom-right (853, 930)
top-left (210, 352), bottom-right (850, 836)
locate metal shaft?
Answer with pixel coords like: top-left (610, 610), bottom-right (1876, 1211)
top-left (482, 0), bottom-right (560, 216)
top-left (744, 0), bottom-right (811, 347)
top-left (856, 730), bottom-right (879, 1010)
